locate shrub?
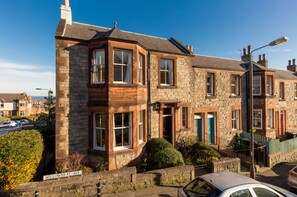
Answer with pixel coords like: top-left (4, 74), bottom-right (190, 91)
top-left (0, 130), bottom-right (44, 190)
top-left (153, 147), bottom-right (184, 169)
top-left (10, 116), bottom-right (35, 121)
top-left (146, 138), bottom-right (173, 155)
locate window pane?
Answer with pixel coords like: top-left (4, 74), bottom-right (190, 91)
top-left (161, 71), bottom-right (166, 84)
top-left (253, 187), bottom-right (278, 197)
top-left (123, 112), bottom-right (130, 126)
top-left (114, 113), bottom-right (122, 127)
top-left (123, 128), bottom-right (130, 146)
top-left (230, 189), bottom-right (252, 197)
top-left (160, 59), bottom-right (166, 70)
top-left (114, 65), bottom-right (122, 81)
top-left (115, 129), bottom-right (122, 147)
top-left (114, 50), bottom-right (122, 64)
top-left (123, 51), bottom-right (131, 64)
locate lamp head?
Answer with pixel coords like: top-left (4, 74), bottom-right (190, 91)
top-left (269, 37), bottom-right (289, 46)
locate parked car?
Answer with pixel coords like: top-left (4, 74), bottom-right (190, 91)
top-left (178, 171), bottom-right (296, 197)
top-left (288, 165), bottom-right (297, 190)
top-left (19, 119), bottom-right (30, 125)
top-left (0, 121), bottom-right (17, 128)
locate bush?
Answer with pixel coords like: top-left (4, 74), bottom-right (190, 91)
top-left (10, 116), bottom-right (35, 121)
top-left (0, 130), bottom-right (44, 190)
top-left (146, 138), bottom-right (173, 155)
top-left (153, 147), bottom-right (184, 169)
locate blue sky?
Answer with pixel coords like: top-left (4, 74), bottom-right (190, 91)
top-left (0, 0), bottom-right (296, 96)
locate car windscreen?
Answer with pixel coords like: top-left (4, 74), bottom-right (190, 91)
top-left (184, 177), bottom-right (221, 197)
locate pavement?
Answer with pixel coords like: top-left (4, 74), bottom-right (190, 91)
top-left (102, 162), bottom-right (297, 197)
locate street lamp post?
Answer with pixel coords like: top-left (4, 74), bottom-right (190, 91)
top-left (248, 37), bottom-right (288, 179)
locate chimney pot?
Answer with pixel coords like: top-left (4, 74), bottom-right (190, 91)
top-left (289, 60), bottom-right (291, 66)
top-left (247, 45), bottom-right (251, 54)
top-left (293, 59), bottom-right (296, 65)
top-left (64, 0), bottom-right (69, 7)
top-left (258, 55), bottom-right (262, 61)
top-left (263, 54), bottom-right (266, 61)
top-left (243, 48), bottom-right (246, 56)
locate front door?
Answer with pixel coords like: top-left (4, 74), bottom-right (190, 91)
top-left (280, 111), bottom-right (285, 136)
top-left (207, 113), bottom-right (215, 144)
top-left (194, 113), bottom-right (204, 142)
top-left (275, 111), bottom-right (279, 137)
top-left (163, 108), bottom-right (173, 144)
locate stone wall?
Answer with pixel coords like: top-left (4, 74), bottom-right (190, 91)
top-left (212, 158), bottom-right (241, 173)
top-left (1, 165), bottom-right (194, 197)
top-left (267, 149), bottom-right (297, 167)
top-left (56, 39), bottom-right (89, 161)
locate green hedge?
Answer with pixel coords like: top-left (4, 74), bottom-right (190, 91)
top-left (146, 138), bottom-right (173, 154)
top-left (153, 147), bottom-right (184, 169)
top-left (0, 130), bottom-right (44, 190)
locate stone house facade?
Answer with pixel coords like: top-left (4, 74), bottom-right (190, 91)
top-left (55, 1), bottom-right (297, 170)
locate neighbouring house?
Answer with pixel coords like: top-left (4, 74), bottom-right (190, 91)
top-left (0, 93), bottom-right (32, 117)
top-left (55, 0), bottom-right (297, 170)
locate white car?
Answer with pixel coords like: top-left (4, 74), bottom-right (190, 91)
top-left (178, 171), bottom-right (296, 197)
top-left (20, 119), bottom-right (29, 125)
top-left (0, 121), bottom-right (17, 128)
top-left (288, 165), bottom-right (297, 190)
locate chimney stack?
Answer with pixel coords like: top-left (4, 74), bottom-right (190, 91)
top-left (287, 58), bottom-right (297, 72)
top-left (257, 54), bottom-right (268, 67)
top-left (61, 0), bottom-right (72, 25)
top-left (185, 45), bottom-right (193, 53)
top-left (241, 46), bottom-right (251, 62)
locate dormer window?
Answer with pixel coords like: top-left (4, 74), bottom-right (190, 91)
top-left (92, 49), bottom-right (105, 84)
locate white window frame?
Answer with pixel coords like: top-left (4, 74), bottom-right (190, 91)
top-left (253, 109), bottom-right (262, 129)
top-left (232, 110), bottom-right (240, 130)
top-left (114, 112), bottom-right (132, 150)
top-left (267, 109), bottom-right (273, 129)
top-left (253, 75), bottom-right (261, 96)
top-left (138, 54), bottom-right (144, 85)
top-left (139, 110), bottom-right (144, 143)
top-left (182, 107), bottom-right (188, 128)
top-left (266, 76), bottom-right (273, 96)
top-left (20, 111), bottom-right (25, 116)
top-left (279, 82), bottom-right (285, 100)
top-left (93, 113), bottom-right (106, 151)
top-left (231, 75), bottom-right (240, 96)
top-left (92, 49), bottom-right (105, 84)
top-left (113, 49), bottom-right (132, 84)
top-left (207, 73), bottom-right (214, 96)
top-left (160, 59), bottom-right (173, 86)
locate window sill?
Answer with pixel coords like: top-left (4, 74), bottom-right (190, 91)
top-left (279, 99), bottom-right (286, 101)
top-left (114, 146), bottom-right (132, 151)
top-left (229, 95), bottom-right (241, 98)
top-left (157, 85), bottom-right (177, 89)
top-left (205, 95), bottom-right (216, 99)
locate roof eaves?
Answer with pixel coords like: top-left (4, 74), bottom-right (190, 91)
top-left (192, 65), bottom-right (246, 72)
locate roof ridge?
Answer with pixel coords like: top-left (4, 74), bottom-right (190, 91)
top-left (194, 54), bottom-right (243, 62)
top-left (72, 21), bottom-right (168, 40)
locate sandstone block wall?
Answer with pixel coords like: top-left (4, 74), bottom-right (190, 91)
top-left (212, 158), bottom-right (241, 173)
top-left (56, 40), bottom-right (89, 160)
top-left (2, 165), bottom-right (195, 197)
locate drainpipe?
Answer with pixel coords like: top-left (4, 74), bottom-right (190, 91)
top-left (147, 51), bottom-right (151, 140)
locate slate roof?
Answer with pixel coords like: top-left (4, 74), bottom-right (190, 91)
top-left (273, 69), bottom-right (297, 80)
top-left (0, 93), bottom-right (28, 102)
top-left (57, 21), bottom-right (191, 55)
top-left (192, 54), bottom-right (247, 72)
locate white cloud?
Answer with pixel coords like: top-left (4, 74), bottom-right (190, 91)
top-left (0, 60), bottom-right (55, 96)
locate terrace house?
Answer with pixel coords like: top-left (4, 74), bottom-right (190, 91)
top-left (55, 1), bottom-right (297, 170)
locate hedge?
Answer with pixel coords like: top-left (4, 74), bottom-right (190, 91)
top-left (0, 130), bottom-right (44, 190)
top-left (146, 138), bottom-right (173, 154)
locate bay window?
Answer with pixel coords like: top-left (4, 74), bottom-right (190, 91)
top-left (114, 112), bottom-right (131, 149)
top-left (92, 49), bottom-right (105, 83)
top-left (93, 113), bottom-right (106, 150)
top-left (114, 49), bottom-right (132, 83)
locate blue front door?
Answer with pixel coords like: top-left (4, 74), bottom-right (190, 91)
top-left (207, 113), bottom-right (215, 144)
